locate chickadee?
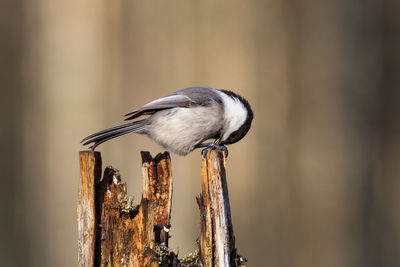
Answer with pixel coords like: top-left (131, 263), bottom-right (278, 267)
top-left (81, 87), bottom-right (253, 157)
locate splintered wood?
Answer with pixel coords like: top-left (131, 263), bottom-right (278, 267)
top-left (78, 151), bottom-right (101, 267)
top-left (96, 167), bottom-right (155, 266)
top-left (77, 151), bottom-right (176, 267)
top-left (198, 150), bottom-right (243, 267)
top-left (141, 152), bottom-right (173, 246)
top-left (78, 149), bottom-right (245, 267)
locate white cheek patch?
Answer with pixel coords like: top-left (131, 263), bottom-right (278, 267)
top-left (216, 91), bottom-right (248, 141)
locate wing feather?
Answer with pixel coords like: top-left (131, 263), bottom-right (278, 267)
top-left (124, 94), bottom-right (194, 120)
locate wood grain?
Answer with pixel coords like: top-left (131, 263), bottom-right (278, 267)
top-left (79, 151), bottom-right (177, 266)
top-left (199, 149), bottom-right (240, 267)
top-left (78, 151), bottom-right (102, 267)
top-left (141, 151), bottom-right (173, 246)
top-left (78, 149), bottom-right (243, 266)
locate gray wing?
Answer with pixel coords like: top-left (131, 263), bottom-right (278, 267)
top-left (125, 87), bottom-right (221, 120)
top-left (124, 94), bottom-right (193, 120)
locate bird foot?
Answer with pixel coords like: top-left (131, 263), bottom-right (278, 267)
top-left (196, 142), bottom-right (228, 159)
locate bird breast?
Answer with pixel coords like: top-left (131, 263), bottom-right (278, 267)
top-left (147, 104), bottom-right (222, 155)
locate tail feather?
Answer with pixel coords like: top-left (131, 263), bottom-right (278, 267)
top-left (87, 128), bottom-right (138, 150)
top-left (81, 124), bottom-right (131, 143)
top-left (81, 119), bottom-right (147, 150)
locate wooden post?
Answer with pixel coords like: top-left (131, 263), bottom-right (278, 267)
top-left (78, 149), bottom-right (245, 267)
top-left (78, 151), bottom-right (102, 267)
top-left (197, 149), bottom-right (245, 267)
top-left (141, 152), bottom-right (173, 247)
top-left (77, 151), bottom-right (177, 267)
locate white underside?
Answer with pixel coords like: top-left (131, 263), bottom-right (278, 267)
top-left (147, 104), bottom-right (222, 155)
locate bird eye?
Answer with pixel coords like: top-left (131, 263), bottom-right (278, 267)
top-left (229, 130), bottom-right (240, 139)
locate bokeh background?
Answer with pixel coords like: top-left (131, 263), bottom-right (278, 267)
top-left (2, 0), bottom-right (400, 266)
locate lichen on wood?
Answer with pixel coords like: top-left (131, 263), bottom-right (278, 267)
top-left (96, 166), bottom-right (156, 266)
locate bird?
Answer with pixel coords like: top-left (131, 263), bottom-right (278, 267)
top-left (81, 87), bottom-right (253, 157)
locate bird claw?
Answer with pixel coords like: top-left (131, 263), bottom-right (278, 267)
top-left (198, 142), bottom-right (228, 159)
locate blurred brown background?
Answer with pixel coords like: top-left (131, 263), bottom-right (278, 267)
top-left (2, 0), bottom-right (400, 266)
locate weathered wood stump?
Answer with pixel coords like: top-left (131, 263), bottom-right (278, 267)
top-left (78, 151), bottom-right (102, 267)
top-left (77, 149), bottom-right (245, 267)
top-left (197, 150), bottom-right (245, 267)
